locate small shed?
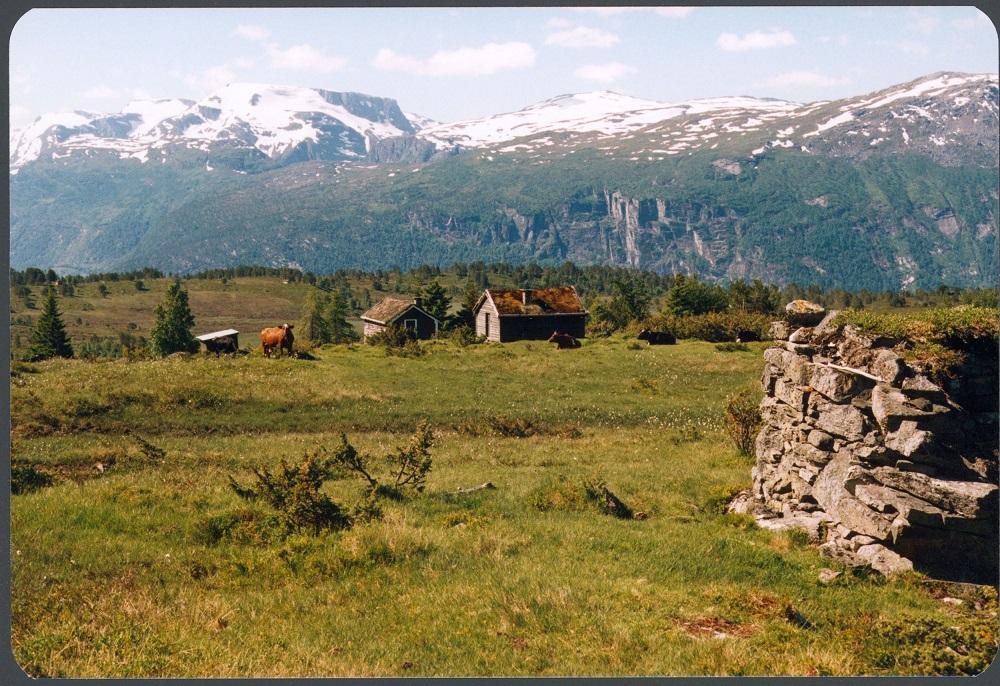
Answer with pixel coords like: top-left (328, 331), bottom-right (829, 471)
top-left (473, 287), bottom-right (587, 342)
top-left (196, 328), bottom-right (239, 354)
top-left (360, 297), bottom-right (439, 340)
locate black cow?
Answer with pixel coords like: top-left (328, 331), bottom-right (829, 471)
top-left (637, 329), bottom-right (676, 345)
top-left (735, 330), bottom-right (760, 343)
top-left (203, 336), bottom-right (238, 355)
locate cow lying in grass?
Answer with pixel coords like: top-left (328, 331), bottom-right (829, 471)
top-left (547, 331), bottom-right (581, 349)
top-left (637, 329), bottom-right (676, 345)
top-left (261, 323), bottom-right (294, 357)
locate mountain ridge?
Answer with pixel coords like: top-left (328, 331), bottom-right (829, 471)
top-left (9, 71), bottom-right (999, 290)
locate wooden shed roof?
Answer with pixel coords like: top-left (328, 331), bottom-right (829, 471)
top-left (361, 298), bottom-right (437, 324)
top-left (481, 287), bottom-right (586, 316)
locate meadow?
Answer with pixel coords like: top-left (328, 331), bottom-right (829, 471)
top-left (9, 334), bottom-right (997, 677)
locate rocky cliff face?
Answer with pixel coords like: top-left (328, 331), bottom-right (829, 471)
top-left (733, 313), bottom-right (998, 582)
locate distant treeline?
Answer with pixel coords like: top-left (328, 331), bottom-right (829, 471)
top-left (11, 262), bottom-right (998, 310)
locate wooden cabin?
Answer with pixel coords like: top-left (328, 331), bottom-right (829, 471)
top-left (361, 297), bottom-right (439, 340)
top-left (473, 287), bottom-right (587, 342)
top-left (196, 328), bottom-right (239, 354)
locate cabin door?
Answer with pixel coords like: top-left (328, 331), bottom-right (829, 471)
top-left (484, 313), bottom-right (490, 338)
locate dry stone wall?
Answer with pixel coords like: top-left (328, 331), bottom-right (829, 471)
top-left (733, 310), bottom-right (998, 582)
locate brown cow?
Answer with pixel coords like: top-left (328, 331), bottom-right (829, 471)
top-left (547, 331), bottom-right (581, 349)
top-left (260, 323), bottom-right (294, 357)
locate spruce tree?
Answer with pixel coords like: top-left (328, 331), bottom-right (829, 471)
top-left (28, 287), bottom-right (73, 360)
top-left (420, 280), bottom-right (450, 323)
top-left (327, 290), bottom-right (360, 343)
top-left (298, 289), bottom-right (332, 344)
top-left (149, 279), bottom-right (198, 356)
top-left (453, 280), bottom-right (481, 328)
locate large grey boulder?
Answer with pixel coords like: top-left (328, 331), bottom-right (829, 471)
top-left (784, 300), bottom-right (826, 327)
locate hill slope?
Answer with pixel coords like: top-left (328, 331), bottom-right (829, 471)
top-left (9, 72), bottom-right (998, 289)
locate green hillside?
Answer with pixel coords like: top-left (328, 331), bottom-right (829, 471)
top-left (11, 145), bottom-right (998, 291)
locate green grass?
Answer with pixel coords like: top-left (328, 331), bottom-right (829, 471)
top-left (10, 338), bottom-right (997, 676)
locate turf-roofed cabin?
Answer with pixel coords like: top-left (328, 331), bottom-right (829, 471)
top-left (474, 287), bottom-right (587, 342)
top-left (361, 297), bottom-right (439, 340)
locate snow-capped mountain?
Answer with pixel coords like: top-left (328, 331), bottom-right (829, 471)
top-left (417, 90), bottom-right (800, 148)
top-left (10, 83), bottom-right (416, 172)
top-left (10, 71), bottom-right (999, 289)
top-left (11, 72), bottom-right (997, 173)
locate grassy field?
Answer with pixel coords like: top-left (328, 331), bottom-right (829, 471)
top-left (9, 336), bottom-right (997, 677)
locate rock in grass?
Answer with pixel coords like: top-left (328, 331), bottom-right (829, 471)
top-left (817, 568), bottom-right (841, 585)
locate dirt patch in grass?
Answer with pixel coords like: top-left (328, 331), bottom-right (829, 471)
top-left (676, 616), bottom-right (758, 640)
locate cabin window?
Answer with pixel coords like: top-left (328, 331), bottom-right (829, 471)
top-left (404, 319), bottom-right (417, 331)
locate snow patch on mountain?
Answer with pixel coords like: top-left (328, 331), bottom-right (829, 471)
top-left (417, 90), bottom-right (799, 148)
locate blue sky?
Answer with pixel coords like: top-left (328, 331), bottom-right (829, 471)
top-left (10, 6), bottom-right (998, 128)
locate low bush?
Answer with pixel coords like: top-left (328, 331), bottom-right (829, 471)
top-left (367, 324), bottom-right (416, 349)
top-left (226, 423), bottom-right (435, 537)
top-left (715, 342), bottom-right (750, 353)
top-left (645, 311), bottom-right (771, 342)
top-left (835, 306), bottom-right (998, 344)
top-left (723, 386), bottom-right (762, 458)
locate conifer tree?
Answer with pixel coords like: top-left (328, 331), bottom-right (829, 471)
top-left (453, 280), bottom-right (481, 328)
top-left (149, 279), bottom-right (198, 356)
top-left (420, 279), bottom-right (450, 323)
top-left (28, 287), bottom-right (73, 360)
top-left (327, 290), bottom-right (360, 343)
top-left (298, 289), bottom-right (332, 344)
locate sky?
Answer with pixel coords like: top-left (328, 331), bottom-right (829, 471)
top-left (9, 6), bottom-right (998, 129)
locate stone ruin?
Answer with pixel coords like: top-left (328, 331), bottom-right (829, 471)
top-left (731, 303), bottom-right (998, 582)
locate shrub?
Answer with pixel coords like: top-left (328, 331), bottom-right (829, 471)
top-left (228, 454), bottom-right (352, 535)
top-left (835, 306), bottom-right (998, 344)
top-left (447, 325), bottom-right (483, 346)
top-left (715, 342), bottom-right (750, 353)
top-left (724, 386), bottom-right (762, 458)
top-left (646, 311), bottom-right (771, 342)
top-left (367, 324), bottom-right (422, 356)
top-left (227, 424), bottom-right (436, 537)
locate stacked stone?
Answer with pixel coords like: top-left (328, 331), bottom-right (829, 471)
top-left (733, 301), bottom-right (998, 580)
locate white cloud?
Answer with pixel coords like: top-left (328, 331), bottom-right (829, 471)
top-left (716, 29), bottom-right (797, 52)
top-left (181, 64), bottom-right (237, 93)
top-left (373, 42), bottom-right (536, 77)
top-left (573, 61), bottom-right (637, 83)
top-left (234, 56), bottom-right (257, 69)
top-left (130, 88), bottom-right (152, 101)
top-left (545, 26), bottom-right (619, 49)
top-left (546, 17), bottom-right (573, 29)
top-left (265, 43), bottom-right (347, 73)
top-left (234, 24), bottom-right (270, 41)
top-left (81, 85), bottom-right (119, 99)
top-left (758, 71), bottom-right (850, 89)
